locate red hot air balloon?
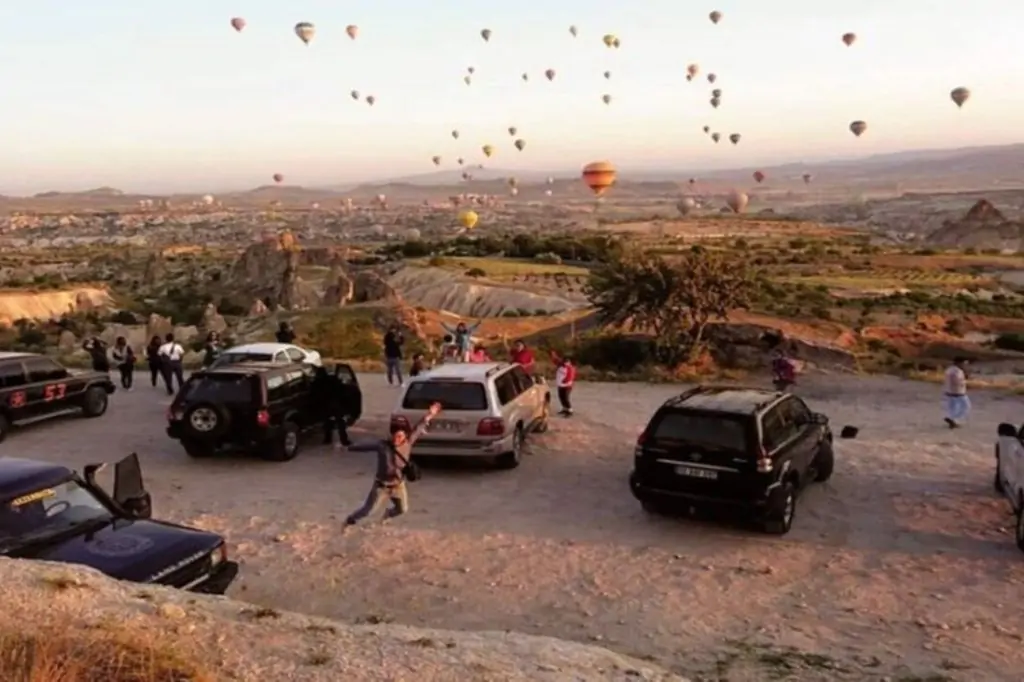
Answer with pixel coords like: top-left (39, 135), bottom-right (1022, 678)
top-left (231, 17), bottom-right (246, 32)
top-left (753, 170), bottom-right (765, 183)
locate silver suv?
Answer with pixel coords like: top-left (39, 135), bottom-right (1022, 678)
top-left (390, 362), bottom-right (551, 469)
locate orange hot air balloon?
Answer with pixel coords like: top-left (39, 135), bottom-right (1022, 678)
top-left (753, 170), bottom-right (765, 183)
top-left (231, 17), bottom-right (246, 32)
top-left (581, 161), bottom-right (616, 196)
top-left (545, 68), bottom-right (556, 81)
top-left (273, 173), bottom-right (284, 183)
top-left (346, 25), bottom-right (358, 40)
top-left (849, 120), bottom-right (867, 137)
top-left (842, 32), bottom-right (856, 46)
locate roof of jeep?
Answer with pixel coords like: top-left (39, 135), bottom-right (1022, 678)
top-left (416, 362), bottom-right (509, 381)
top-left (0, 352), bottom-right (35, 362)
top-left (0, 458), bottom-right (74, 501)
top-left (197, 361), bottom-right (306, 377)
top-left (662, 385), bottom-right (784, 416)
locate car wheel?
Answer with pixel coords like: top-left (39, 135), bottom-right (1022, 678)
top-left (814, 441), bottom-right (835, 482)
top-left (184, 403), bottom-right (230, 440)
top-left (994, 446), bottom-right (1005, 495)
top-left (182, 440), bottom-right (215, 458)
top-left (0, 413), bottom-right (10, 443)
top-left (496, 425), bottom-right (523, 470)
top-left (762, 481), bottom-right (797, 535)
top-left (534, 401), bottom-right (550, 434)
top-left (261, 420), bottom-right (300, 462)
top-left (81, 386), bottom-right (108, 418)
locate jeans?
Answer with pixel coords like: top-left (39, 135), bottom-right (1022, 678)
top-left (385, 357), bottom-right (403, 385)
top-left (163, 360), bottom-right (184, 395)
top-left (557, 386), bottom-right (573, 413)
top-left (944, 394), bottom-right (971, 424)
top-left (346, 482), bottom-right (408, 524)
top-left (149, 361), bottom-right (161, 387)
top-left (118, 364), bottom-right (134, 389)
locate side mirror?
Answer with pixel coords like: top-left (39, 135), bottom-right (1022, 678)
top-left (997, 423), bottom-right (1018, 438)
top-left (839, 426), bottom-right (859, 439)
top-left (811, 413), bottom-right (828, 425)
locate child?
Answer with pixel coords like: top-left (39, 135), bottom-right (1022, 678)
top-left (409, 353), bottom-right (429, 378)
top-left (550, 350), bottom-right (576, 416)
top-left (468, 344), bottom-right (490, 362)
top-left (439, 334), bottom-right (460, 364)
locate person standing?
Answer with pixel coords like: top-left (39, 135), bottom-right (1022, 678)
top-left (504, 336), bottom-right (537, 375)
top-left (158, 333), bottom-right (185, 395)
top-left (82, 338), bottom-right (110, 373)
top-left (441, 319), bottom-right (481, 362)
top-left (110, 336), bottom-right (135, 390)
top-left (943, 356), bottom-right (971, 429)
top-left (145, 336), bottom-right (163, 388)
top-left (344, 402), bottom-right (442, 526)
top-left (550, 350), bottom-right (576, 416)
top-left (383, 324), bottom-right (404, 386)
top-left (201, 332), bottom-right (221, 368)
top-left (771, 348), bottom-right (797, 392)
top-left (275, 321), bottom-right (296, 344)
top-left (409, 352), bottom-right (429, 378)
top-left (311, 366), bottom-right (353, 448)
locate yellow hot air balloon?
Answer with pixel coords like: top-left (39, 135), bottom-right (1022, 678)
top-left (602, 34), bottom-right (616, 47)
top-left (346, 25), bottom-right (358, 40)
top-left (295, 22), bottom-right (315, 44)
top-left (582, 161), bottom-right (616, 196)
top-left (514, 139), bottom-right (525, 151)
top-left (459, 210), bottom-right (479, 229)
top-left (481, 28), bottom-right (492, 42)
top-left (482, 145), bottom-right (494, 157)
top-left (950, 87), bottom-right (970, 108)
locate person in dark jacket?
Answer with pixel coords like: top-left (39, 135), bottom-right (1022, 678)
top-left (82, 338), bottom-right (110, 373)
top-left (409, 353), bottom-right (428, 378)
top-left (275, 322), bottom-right (296, 344)
top-left (145, 336), bottom-right (162, 388)
top-left (312, 366), bottom-right (353, 447)
top-left (383, 324), bottom-right (404, 386)
top-left (110, 336), bottom-right (135, 389)
top-left (201, 331), bottom-right (221, 368)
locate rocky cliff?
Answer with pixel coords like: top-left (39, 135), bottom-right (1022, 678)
top-left (0, 558), bottom-right (685, 682)
top-left (0, 287), bottom-right (112, 326)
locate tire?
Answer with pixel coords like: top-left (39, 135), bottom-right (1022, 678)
top-left (761, 481), bottom-right (797, 535)
top-left (0, 413), bottom-right (10, 443)
top-left (995, 446), bottom-right (1005, 495)
top-left (1016, 505), bottom-right (1024, 554)
top-left (260, 420), bottom-right (300, 462)
top-left (81, 386), bottom-right (108, 418)
top-left (534, 401), bottom-right (550, 434)
top-left (182, 440), bottom-right (215, 458)
top-left (183, 403), bottom-right (230, 441)
top-left (814, 441), bottom-right (835, 482)
top-left (496, 425), bottom-right (523, 470)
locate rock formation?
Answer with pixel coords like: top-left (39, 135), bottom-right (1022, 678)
top-left (202, 303), bottom-right (228, 334)
top-left (229, 231), bottom-right (311, 310)
top-left (962, 199), bottom-right (1004, 223)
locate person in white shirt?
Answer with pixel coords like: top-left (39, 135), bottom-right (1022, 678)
top-left (157, 332), bottom-right (186, 395)
top-left (942, 356), bottom-right (970, 429)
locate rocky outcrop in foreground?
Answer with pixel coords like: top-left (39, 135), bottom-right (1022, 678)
top-left (0, 559), bottom-right (685, 681)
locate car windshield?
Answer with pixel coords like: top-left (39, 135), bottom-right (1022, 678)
top-left (650, 410), bottom-right (749, 452)
top-left (403, 381), bottom-right (487, 410)
top-left (183, 374), bottom-right (253, 403)
top-left (211, 352), bottom-right (273, 367)
top-left (0, 479), bottom-right (111, 546)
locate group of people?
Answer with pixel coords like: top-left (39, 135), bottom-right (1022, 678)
top-left (83, 333), bottom-right (187, 395)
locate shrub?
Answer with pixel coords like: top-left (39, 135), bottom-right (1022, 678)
top-left (573, 334), bottom-right (653, 372)
top-left (303, 313), bottom-right (381, 360)
top-left (427, 256), bottom-right (447, 267)
top-left (994, 333), bottom-right (1024, 353)
top-left (465, 267), bottom-right (486, 278)
top-left (108, 310), bottom-right (138, 325)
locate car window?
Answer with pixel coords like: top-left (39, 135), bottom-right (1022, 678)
top-left (24, 357), bottom-right (68, 383)
top-left (781, 397), bottom-right (812, 427)
top-left (334, 364), bottom-right (357, 385)
top-left (510, 367), bottom-right (534, 393)
top-left (286, 348), bottom-right (305, 362)
top-left (0, 480), bottom-right (111, 543)
top-left (403, 381), bottom-right (487, 410)
top-left (273, 351), bottom-right (288, 363)
top-left (0, 361), bottom-right (26, 389)
top-left (649, 409), bottom-right (749, 452)
top-left (213, 352), bottom-right (272, 367)
top-left (183, 374), bottom-right (253, 403)
top-left (494, 372), bottom-right (518, 405)
top-left (760, 406), bottom-right (795, 451)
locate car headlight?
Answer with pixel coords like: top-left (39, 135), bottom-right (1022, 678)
top-left (210, 544), bottom-right (227, 567)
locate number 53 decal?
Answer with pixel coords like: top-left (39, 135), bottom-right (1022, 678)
top-left (44, 383), bottom-right (67, 401)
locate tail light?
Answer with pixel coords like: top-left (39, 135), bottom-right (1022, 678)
top-left (166, 407), bottom-right (182, 422)
top-left (390, 415), bottom-right (410, 433)
top-left (256, 409), bottom-right (270, 427)
top-left (477, 418), bottom-right (505, 436)
top-left (756, 447), bottom-right (773, 473)
top-left (634, 431), bottom-right (647, 457)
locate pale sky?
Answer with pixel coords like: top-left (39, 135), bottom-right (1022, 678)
top-left (1, 0), bottom-right (1021, 194)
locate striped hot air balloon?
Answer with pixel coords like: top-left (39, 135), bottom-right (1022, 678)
top-left (581, 161), bottom-right (616, 196)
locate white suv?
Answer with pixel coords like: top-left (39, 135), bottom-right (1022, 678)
top-left (390, 362), bottom-right (551, 469)
top-left (994, 421), bottom-right (1024, 553)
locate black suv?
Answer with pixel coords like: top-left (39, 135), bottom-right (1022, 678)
top-left (0, 454), bottom-right (238, 594)
top-left (629, 386), bottom-right (857, 535)
top-left (166, 362), bottom-right (362, 461)
top-left (0, 352), bottom-right (115, 443)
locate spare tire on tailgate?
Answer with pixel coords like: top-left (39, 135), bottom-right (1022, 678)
top-left (183, 402), bottom-right (231, 441)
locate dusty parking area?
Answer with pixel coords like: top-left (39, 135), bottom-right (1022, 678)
top-left (11, 373), bottom-right (1024, 681)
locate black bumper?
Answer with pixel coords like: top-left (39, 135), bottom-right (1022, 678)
top-left (629, 470), bottom-right (769, 509)
top-left (189, 561), bottom-right (239, 595)
top-left (166, 422), bottom-right (280, 445)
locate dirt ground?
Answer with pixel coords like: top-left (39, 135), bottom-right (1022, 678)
top-left (13, 373), bottom-right (1024, 681)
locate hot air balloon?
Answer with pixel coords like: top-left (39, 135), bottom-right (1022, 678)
top-left (481, 28), bottom-right (492, 42)
top-left (602, 34), bottom-right (616, 47)
top-left (510, 187), bottom-right (519, 196)
top-left (467, 66), bottom-right (475, 74)
top-left (604, 70), bottom-right (611, 79)
top-left (570, 25), bottom-right (578, 37)
top-left (350, 90), bottom-right (359, 100)
top-left (702, 125), bottom-right (710, 134)
top-left (729, 134), bottom-right (741, 145)
top-left (687, 64), bottom-right (699, 78)
top-left (202, 194), bottom-right (214, 205)
top-left (459, 210), bottom-right (478, 229)
top-left (545, 189), bottom-right (553, 197)
top-left (677, 197), bottom-right (696, 216)
top-left (753, 170), bottom-right (765, 183)
top-left (482, 145), bottom-right (494, 157)
top-left (842, 32), bottom-right (856, 46)
top-left (273, 173), bottom-right (284, 183)
top-left (849, 120), bottom-right (867, 136)
top-left (686, 74), bottom-right (693, 82)
top-left (707, 73), bottom-right (716, 84)
top-left (711, 88), bottom-right (722, 98)
top-left (802, 173), bottom-right (812, 184)
top-left (612, 37), bottom-right (621, 48)
top-left (451, 130), bottom-right (459, 139)
top-left (508, 126), bottom-right (517, 136)
top-left (508, 177), bottom-right (518, 188)
top-left (950, 87), bottom-right (970, 108)
top-left (366, 95), bottom-right (376, 106)
top-left (545, 69), bottom-right (556, 81)
top-left (582, 161), bottom-right (616, 196)
top-left (514, 139), bottom-right (525, 151)
top-left (464, 76), bottom-right (472, 85)
top-left (457, 157), bottom-right (464, 165)
top-left (231, 17), bottom-right (246, 32)
top-left (711, 133), bottom-right (721, 143)
top-left (295, 22), bottom-right (315, 44)
top-left (461, 171), bottom-right (470, 180)
top-left (602, 94), bottom-right (612, 104)
top-left (726, 190), bottom-right (748, 213)
top-left (432, 156), bottom-right (441, 166)
top-left (346, 25), bottom-right (358, 40)
top-left (710, 97), bottom-right (721, 108)
top-left (709, 11), bottom-right (722, 24)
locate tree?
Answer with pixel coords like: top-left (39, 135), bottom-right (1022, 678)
top-left (585, 247), bottom-right (758, 364)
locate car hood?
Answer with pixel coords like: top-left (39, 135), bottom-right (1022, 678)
top-left (18, 518), bottom-right (220, 583)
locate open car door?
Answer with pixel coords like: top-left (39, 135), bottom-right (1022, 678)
top-left (114, 453), bottom-right (151, 518)
top-left (332, 363), bottom-right (362, 425)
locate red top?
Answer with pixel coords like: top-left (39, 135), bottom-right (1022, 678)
top-left (511, 348), bottom-right (535, 368)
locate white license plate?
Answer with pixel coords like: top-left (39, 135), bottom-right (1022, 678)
top-left (430, 420), bottom-right (462, 432)
top-left (675, 465), bottom-right (718, 480)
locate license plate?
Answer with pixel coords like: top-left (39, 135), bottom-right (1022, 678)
top-left (430, 420), bottom-right (462, 432)
top-left (676, 465), bottom-right (717, 480)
